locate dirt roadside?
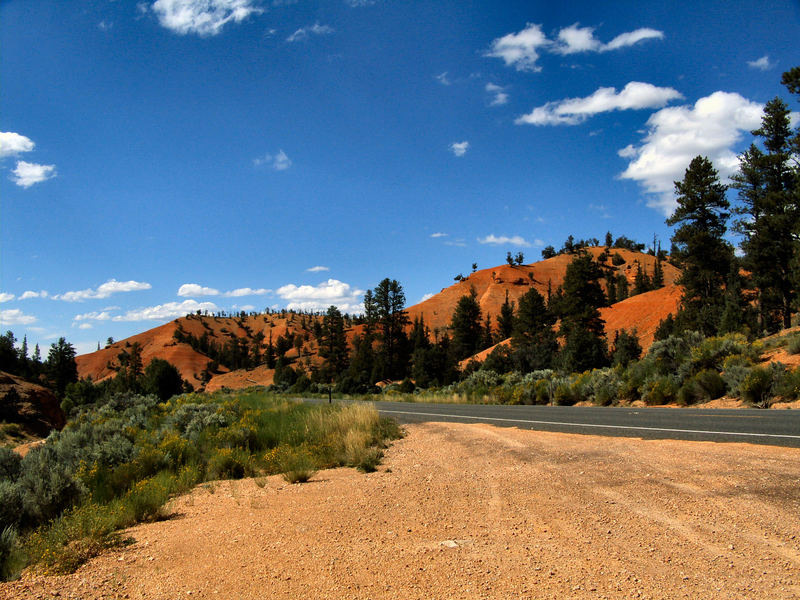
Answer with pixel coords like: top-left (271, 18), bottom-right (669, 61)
top-left (4, 422), bottom-right (800, 599)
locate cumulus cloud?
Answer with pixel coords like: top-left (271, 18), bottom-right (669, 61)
top-left (11, 161), bottom-right (56, 188)
top-left (306, 266), bottom-right (330, 272)
top-left (478, 234), bottom-right (532, 247)
top-left (0, 132), bottom-right (35, 158)
top-left (151, 0), bottom-right (263, 36)
top-left (487, 23), bottom-right (664, 71)
top-left (286, 22), bottom-right (334, 42)
top-left (78, 323), bottom-right (93, 330)
top-left (20, 290), bottom-right (48, 300)
top-left (485, 23), bottom-right (549, 72)
top-left (54, 279), bottom-right (152, 302)
top-left (516, 82), bottom-right (683, 126)
top-left (450, 141), bottom-right (470, 157)
top-left (74, 311), bottom-right (113, 322)
top-left (436, 72), bottom-right (451, 86)
top-left (747, 55), bottom-right (773, 71)
top-left (0, 293), bottom-right (14, 303)
top-left (0, 309), bottom-right (37, 326)
top-left (253, 150), bottom-right (292, 171)
top-left (618, 91), bottom-right (764, 215)
top-left (430, 232), bottom-right (448, 238)
top-left (178, 283), bottom-right (220, 297)
top-left (486, 83), bottom-right (509, 106)
top-left (113, 300), bottom-right (219, 322)
top-left (276, 279), bottom-right (364, 313)
top-left (223, 287), bottom-right (269, 297)
top-left (420, 293), bottom-right (435, 302)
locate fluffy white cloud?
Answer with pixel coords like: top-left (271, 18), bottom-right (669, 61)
top-left (0, 309), bottom-right (37, 326)
top-left (223, 287), bottom-right (269, 297)
top-left (747, 55), bottom-right (773, 71)
top-left (602, 27), bottom-right (664, 52)
top-left (306, 266), bottom-right (330, 272)
top-left (20, 290), bottom-right (48, 300)
top-left (113, 300), bottom-right (219, 322)
top-left (478, 234), bottom-right (532, 247)
top-left (449, 141), bottom-right (469, 157)
top-left (55, 279), bottom-right (152, 302)
top-left (11, 161), bottom-right (56, 188)
top-left (178, 283), bottom-right (220, 297)
top-left (486, 83), bottom-right (509, 106)
top-left (516, 82), bottom-right (683, 126)
top-left (74, 311), bottom-right (113, 321)
top-left (151, 0), bottom-right (263, 36)
top-left (420, 293), bottom-right (435, 302)
top-left (618, 91), bottom-right (764, 215)
top-left (485, 23), bottom-right (549, 72)
top-left (430, 232), bottom-right (448, 238)
top-left (286, 22), bottom-right (334, 42)
top-left (78, 323), bottom-right (93, 330)
top-left (487, 23), bottom-right (664, 71)
top-left (253, 150), bottom-right (292, 171)
top-left (276, 279), bottom-right (363, 313)
top-left (0, 132), bottom-right (35, 158)
top-left (0, 293), bottom-right (14, 303)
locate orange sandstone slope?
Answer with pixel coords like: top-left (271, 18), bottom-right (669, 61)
top-left (407, 247), bottom-right (680, 338)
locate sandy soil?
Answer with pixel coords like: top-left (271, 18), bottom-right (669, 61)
top-left (5, 423), bottom-right (800, 599)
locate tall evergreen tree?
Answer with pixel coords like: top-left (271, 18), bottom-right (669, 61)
top-left (557, 252), bottom-right (609, 372)
top-left (496, 291), bottom-right (515, 342)
top-left (319, 305), bottom-right (349, 382)
top-left (46, 337), bottom-right (78, 397)
top-left (449, 287), bottom-right (483, 362)
top-left (372, 278), bottom-right (410, 381)
top-left (733, 78), bottom-right (799, 331)
top-left (511, 287), bottom-right (558, 372)
top-left (667, 156), bottom-right (734, 336)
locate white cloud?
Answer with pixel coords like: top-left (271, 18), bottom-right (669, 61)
top-left (231, 304), bottom-right (256, 311)
top-left (430, 232), bottom-right (448, 238)
top-left (0, 309), bottom-right (37, 326)
top-left (0, 132), bottom-right (35, 158)
top-left (618, 91), bottom-right (764, 215)
top-left (436, 72), bottom-right (451, 86)
top-left (151, 0), bottom-right (263, 36)
top-left (478, 234), bottom-right (532, 247)
top-left (74, 311), bottom-right (113, 321)
top-left (747, 55), bottom-right (773, 71)
top-left (113, 300), bottom-right (219, 322)
top-left (420, 293), bottom-right (434, 302)
top-left (97, 20), bottom-right (113, 31)
top-left (54, 279), bottom-right (152, 302)
top-left (602, 28), bottom-right (664, 52)
top-left (450, 141), bottom-right (470, 157)
top-left (78, 323), bottom-right (93, 330)
top-left (306, 266), bottom-right (330, 272)
top-left (11, 161), bottom-right (56, 188)
top-left (486, 83), bottom-right (509, 106)
top-left (485, 23), bottom-right (549, 72)
top-left (19, 290), bottom-right (48, 300)
top-left (276, 279), bottom-right (363, 313)
top-left (253, 149), bottom-right (292, 171)
top-left (286, 22), bottom-right (334, 42)
top-left (516, 82), bottom-right (683, 126)
top-left (177, 283), bottom-right (220, 297)
top-left (0, 293), bottom-right (14, 303)
top-left (487, 23), bottom-right (664, 71)
top-left (223, 287), bottom-right (269, 297)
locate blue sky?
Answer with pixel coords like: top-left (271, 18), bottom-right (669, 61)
top-left (1, 0), bottom-right (798, 356)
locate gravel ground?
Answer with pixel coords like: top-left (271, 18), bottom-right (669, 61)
top-left (4, 422), bottom-right (800, 599)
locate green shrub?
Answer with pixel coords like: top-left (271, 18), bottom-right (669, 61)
top-left (0, 481), bottom-right (22, 531)
top-left (775, 367), bottom-right (800, 400)
top-left (279, 447), bottom-right (317, 483)
top-left (677, 369), bottom-right (726, 405)
top-left (641, 376), bottom-right (678, 405)
top-left (0, 447), bottom-right (21, 481)
top-left (721, 355), bottom-right (755, 397)
top-left (787, 336), bottom-right (800, 355)
top-left (741, 365), bottom-right (781, 407)
top-left (0, 527), bottom-right (24, 581)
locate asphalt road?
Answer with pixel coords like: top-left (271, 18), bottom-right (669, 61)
top-left (302, 398), bottom-right (800, 447)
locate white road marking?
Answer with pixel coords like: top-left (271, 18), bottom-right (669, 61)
top-left (378, 409), bottom-right (800, 440)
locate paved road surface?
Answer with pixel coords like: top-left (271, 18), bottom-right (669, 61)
top-left (302, 398), bottom-right (800, 447)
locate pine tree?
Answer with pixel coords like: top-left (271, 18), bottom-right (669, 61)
top-left (45, 337), bottom-right (78, 397)
top-left (511, 287), bottom-right (558, 372)
top-left (667, 156), bottom-right (734, 336)
top-left (372, 278), bottom-right (410, 381)
top-left (496, 291), bottom-right (515, 342)
top-left (733, 79), bottom-right (799, 332)
top-left (319, 305), bottom-right (349, 382)
top-left (449, 287), bottom-right (483, 362)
